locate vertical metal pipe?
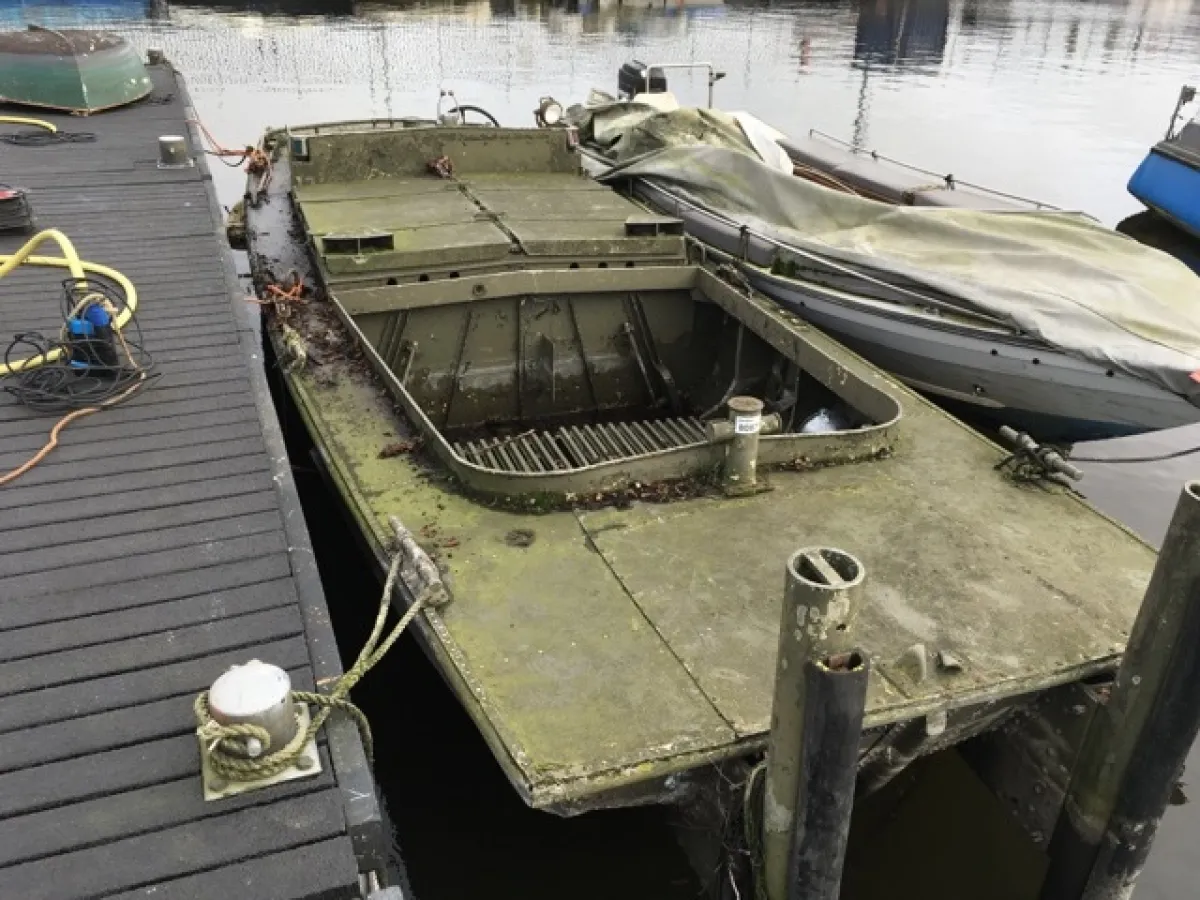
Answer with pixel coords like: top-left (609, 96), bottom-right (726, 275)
top-left (724, 395), bottom-right (765, 496)
top-left (763, 547), bottom-right (866, 900)
top-left (1041, 481), bottom-right (1200, 900)
top-left (788, 651), bottom-right (870, 900)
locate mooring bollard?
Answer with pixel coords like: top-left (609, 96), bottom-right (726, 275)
top-left (762, 547), bottom-right (865, 900)
top-left (705, 396), bottom-right (781, 496)
top-left (1041, 480), bottom-right (1200, 900)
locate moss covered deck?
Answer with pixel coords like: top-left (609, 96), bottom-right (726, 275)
top-left (253, 123), bottom-right (1156, 813)
top-left (280, 289), bottom-right (1153, 811)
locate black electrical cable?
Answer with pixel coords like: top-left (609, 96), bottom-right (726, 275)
top-left (212, 150), bottom-right (253, 168)
top-left (0, 129), bottom-right (96, 147)
top-left (1, 275), bottom-right (157, 413)
top-left (1070, 445), bottom-right (1200, 465)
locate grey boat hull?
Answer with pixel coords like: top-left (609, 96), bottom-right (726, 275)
top-left (622, 172), bottom-right (1200, 443)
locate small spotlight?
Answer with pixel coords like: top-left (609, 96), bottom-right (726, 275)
top-left (535, 96), bottom-right (564, 128)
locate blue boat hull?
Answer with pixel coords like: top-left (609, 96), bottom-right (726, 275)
top-left (1128, 148), bottom-right (1200, 239)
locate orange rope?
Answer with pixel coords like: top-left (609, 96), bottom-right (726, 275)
top-left (792, 163), bottom-right (862, 197)
top-left (248, 272), bottom-right (304, 308)
top-left (189, 117), bottom-right (272, 183)
top-left (0, 375), bottom-right (147, 487)
top-left (0, 407), bottom-right (100, 487)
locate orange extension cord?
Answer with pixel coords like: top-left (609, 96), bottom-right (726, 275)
top-left (1, 300), bottom-right (148, 487)
top-left (0, 376), bottom-right (145, 487)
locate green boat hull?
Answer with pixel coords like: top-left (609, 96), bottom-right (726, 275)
top-left (0, 27), bottom-right (151, 114)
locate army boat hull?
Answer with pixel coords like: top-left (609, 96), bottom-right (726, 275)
top-left (241, 113), bottom-right (1160, 896)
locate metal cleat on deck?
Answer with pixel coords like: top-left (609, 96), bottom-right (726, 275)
top-left (996, 425), bottom-right (1083, 483)
top-left (705, 395), bottom-right (782, 496)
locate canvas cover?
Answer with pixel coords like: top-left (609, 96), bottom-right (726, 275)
top-left (569, 98), bottom-right (1200, 399)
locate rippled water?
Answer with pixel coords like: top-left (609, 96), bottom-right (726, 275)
top-left (13, 0), bottom-right (1197, 226)
top-left (9, 0), bottom-right (1200, 896)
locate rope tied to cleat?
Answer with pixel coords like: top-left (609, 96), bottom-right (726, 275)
top-left (194, 516), bottom-right (451, 781)
top-left (190, 116), bottom-right (272, 203)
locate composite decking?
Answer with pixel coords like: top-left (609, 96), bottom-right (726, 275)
top-left (0, 61), bottom-right (383, 899)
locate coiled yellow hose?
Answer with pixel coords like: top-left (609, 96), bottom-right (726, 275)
top-left (0, 229), bottom-right (138, 375)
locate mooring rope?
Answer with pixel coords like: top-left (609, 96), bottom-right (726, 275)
top-left (743, 759), bottom-right (768, 900)
top-left (195, 550), bottom-right (423, 780)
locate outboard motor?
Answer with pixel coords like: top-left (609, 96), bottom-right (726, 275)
top-left (618, 60), bottom-right (668, 99)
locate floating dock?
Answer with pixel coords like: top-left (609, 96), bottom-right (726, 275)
top-left (0, 61), bottom-right (385, 898)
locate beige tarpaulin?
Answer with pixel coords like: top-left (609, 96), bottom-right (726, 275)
top-left (570, 100), bottom-right (1200, 399)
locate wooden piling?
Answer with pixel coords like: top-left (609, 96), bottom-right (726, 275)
top-left (1041, 481), bottom-right (1200, 899)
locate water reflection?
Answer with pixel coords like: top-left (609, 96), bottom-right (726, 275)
top-left (854, 0), bottom-right (951, 68)
top-left (0, 0), bottom-right (161, 24)
top-left (30, 0), bottom-right (1177, 225)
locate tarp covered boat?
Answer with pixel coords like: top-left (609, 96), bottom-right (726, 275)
top-left (570, 96), bottom-right (1200, 441)
top-left (0, 26), bottom-right (152, 114)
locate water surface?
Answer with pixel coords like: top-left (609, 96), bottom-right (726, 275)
top-left (20, 0), bottom-right (1195, 226)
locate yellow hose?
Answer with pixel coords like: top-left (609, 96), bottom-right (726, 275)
top-left (0, 229), bottom-right (139, 376)
top-left (0, 115), bottom-right (57, 134)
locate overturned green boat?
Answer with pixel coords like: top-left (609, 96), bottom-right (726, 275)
top-left (0, 27), bottom-right (151, 114)
top-left (241, 113), bottom-right (1164, 896)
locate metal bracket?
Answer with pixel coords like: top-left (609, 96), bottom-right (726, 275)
top-left (995, 426), bottom-right (1082, 484)
top-left (389, 515), bottom-right (452, 608)
top-left (200, 703), bottom-right (322, 801)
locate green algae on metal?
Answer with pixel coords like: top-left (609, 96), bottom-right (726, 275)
top-left (247, 118), bottom-right (1157, 814)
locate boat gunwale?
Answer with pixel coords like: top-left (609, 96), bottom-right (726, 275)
top-left (327, 262), bottom-right (903, 497)
top-left (621, 175), bottom-right (1200, 408)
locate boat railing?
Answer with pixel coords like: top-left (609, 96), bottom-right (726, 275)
top-left (807, 128), bottom-right (1059, 211)
top-left (1166, 84), bottom-right (1197, 141)
top-left (626, 174), bottom-right (1011, 329)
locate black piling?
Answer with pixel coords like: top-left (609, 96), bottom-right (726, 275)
top-left (1041, 480), bottom-right (1200, 900)
top-left (787, 650), bottom-right (870, 900)
top-left (762, 547), bottom-right (865, 900)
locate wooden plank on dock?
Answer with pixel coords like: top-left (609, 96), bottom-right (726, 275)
top-left (0, 60), bottom-right (382, 899)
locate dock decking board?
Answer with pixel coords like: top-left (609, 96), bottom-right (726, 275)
top-left (0, 63), bottom-right (381, 898)
top-left (0, 637), bottom-right (313, 735)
